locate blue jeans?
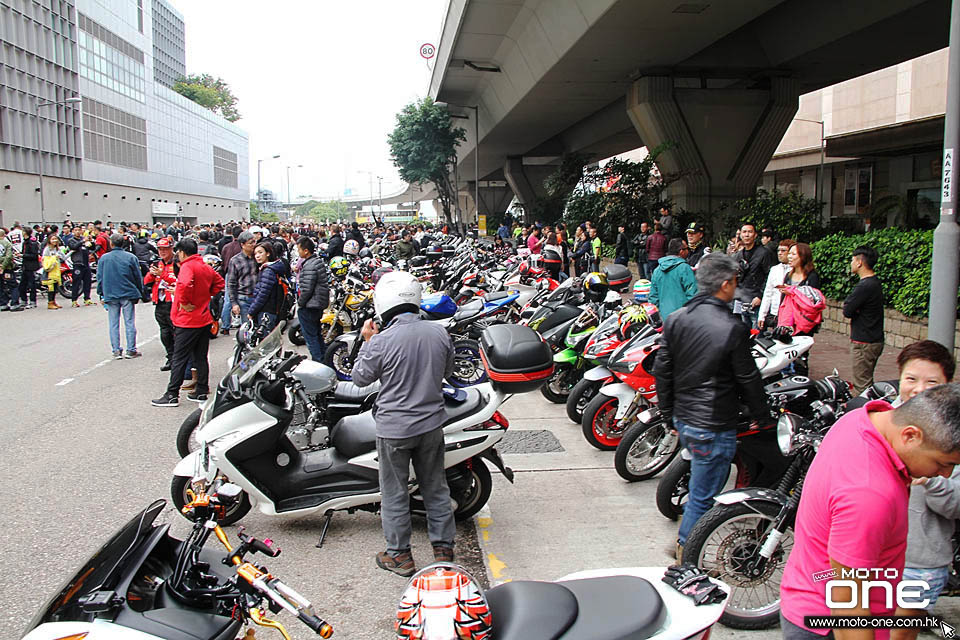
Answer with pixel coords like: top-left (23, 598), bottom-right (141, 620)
top-left (901, 566), bottom-right (950, 607)
top-left (105, 299), bottom-right (137, 354)
top-left (220, 288), bottom-right (232, 328)
top-left (233, 294), bottom-right (252, 326)
top-left (298, 307), bottom-right (326, 362)
top-left (676, 419), bottom-right (737, 545)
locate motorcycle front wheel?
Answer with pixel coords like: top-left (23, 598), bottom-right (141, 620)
top-left (287, 320), bottom-right (305, 346)
top-left (614, 414), bottom-right (680, 482)
top-left (581, 393), bottom-right (628, 450)
top-left (448, 339), bottom-right (488, 388)
top-left (540, 362), bottom-right (576, 403)
top-left (566, 377), bottom-right (602, 424)
top-left (324, 341), bottom-right (354, 381)
top-left (171, 475), bottom-right (251, 526)
top-left (683, 501), bottom-right (790, 630)
top-left (655, 457), bottom-right (689, 521)
top-left (176, 408), bottom-right (202, 457)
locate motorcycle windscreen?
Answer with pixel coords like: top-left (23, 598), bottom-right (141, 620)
top-left (24, 499), bottom-right (166, 634)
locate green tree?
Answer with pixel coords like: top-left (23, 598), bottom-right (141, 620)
top-left (722, 188), bottom-right (824, 243)
top-left (173, 74), bottom-right (240, 122)
top-left (562, 144), bottom-right (687, 240)
top-left (388, 97), bottom-right (466, 225)
top-left (249, 201), bottom-right (278, 223)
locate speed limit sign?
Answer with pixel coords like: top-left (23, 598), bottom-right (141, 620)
top-left (420, 43), bottom-right (436, 59)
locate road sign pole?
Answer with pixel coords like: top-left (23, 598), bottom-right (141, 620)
top-left (928, 0), bottom-right (960, 351)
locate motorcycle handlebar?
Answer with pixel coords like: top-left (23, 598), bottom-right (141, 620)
top-left (298, 611), bottom-right (334, 637)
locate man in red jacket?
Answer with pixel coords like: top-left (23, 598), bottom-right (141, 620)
top-left (152, 238), bottom-right (224, 407)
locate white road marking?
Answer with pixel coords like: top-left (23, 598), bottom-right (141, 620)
top-left (55, 332), bottom-right (161, 387)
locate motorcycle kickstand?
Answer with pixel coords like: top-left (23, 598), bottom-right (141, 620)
top-left (315, 510), bottom-right (335, 548)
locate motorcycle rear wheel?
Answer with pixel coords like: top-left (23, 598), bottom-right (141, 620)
top-left (655, 457), bottom-right (689, 521)
top-left (614, 415), bottom-right (679, 482)
top-left (683, 501), bottom-right (789, 630)
top-left (448, 339), bottom-right (488, 388)
top-left (171, 475), bottom-right (251, 526)
top-left (566, 377), bottom-right (602, 424)
top-left (324, 341), bottom-right (353, 381)
top-left (410, 458), bottom-right (492, 521)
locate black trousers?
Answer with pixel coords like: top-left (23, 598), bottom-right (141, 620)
top-left (165, 325), bottom-right (211, 396)
top-left (72, 265), bottom-right (92, 301)
top-left (155, 301), bottom-right (175, 360)
top-left (18, 269), bottom-right (36, 303)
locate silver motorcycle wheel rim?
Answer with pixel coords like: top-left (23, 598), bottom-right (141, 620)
top-left (626, 426), bottom-right (676, 475)
top-left (694, 511), bottom-right (791, 619)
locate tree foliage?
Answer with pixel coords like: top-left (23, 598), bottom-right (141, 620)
top-left (295, 199), bottom-right (349, 222)
top-left (721, 188), bottom-right (825, 244)
top-left (173, 74), bottom-right (241, 122)
top-left (249, 201), bottom-right (278, 223)
top-left (562, 144), bottom-right (688, 240)
top-left (387, 97), bottom-right (466, 225)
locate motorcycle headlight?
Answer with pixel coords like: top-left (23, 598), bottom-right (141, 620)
top-left (777, 413), bottom-right (798, 456)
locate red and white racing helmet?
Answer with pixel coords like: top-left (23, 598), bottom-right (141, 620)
top-left (396, 564), bottom-right (492, 639)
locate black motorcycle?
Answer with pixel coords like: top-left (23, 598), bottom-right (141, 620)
top-left (23, 483), bottom-right (333, 639)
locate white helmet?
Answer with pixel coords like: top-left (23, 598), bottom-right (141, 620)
top-left (374, 271), bottom-right (422, 323)
top-left (344, 239), bottom-right (360, 256)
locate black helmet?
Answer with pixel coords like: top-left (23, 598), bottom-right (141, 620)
top-left (542, 248), bottom-right (562, 264)
top-left (583, 272), bottom-right (609, 303)
top-left (359, 247), bottom-right (372, 259)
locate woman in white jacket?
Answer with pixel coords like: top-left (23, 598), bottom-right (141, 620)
top-left (757, 238), bottom-right (794, 329)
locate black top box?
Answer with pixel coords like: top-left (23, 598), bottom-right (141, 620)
top-left (479, 324), bottom-right (555, 394)
top-left (604, 263), bottom-right (633, 292)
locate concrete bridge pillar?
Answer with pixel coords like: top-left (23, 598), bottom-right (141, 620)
top-left (627, 76), bottom-right (800, 213)
top-left (503, 156), bottom-right (557, 224)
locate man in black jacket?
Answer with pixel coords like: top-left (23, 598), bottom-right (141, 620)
top-left (734, 222), bottom-right (773, 328)
top-left (296, 237), bottom-right (330, 362)
top-left (654, 253), bottom-right (770, 560)
top-left (66, 226), bottom-right (94, 306)
top-left (17, 228), bottom-right (41, 309)
top-left (327, 224), bottom-right (345, 258)
top-left (614, 225), bottom-right (631, 266)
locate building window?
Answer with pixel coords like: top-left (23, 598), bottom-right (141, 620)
top-left (844, 166), bottom-right (873, 217)
top-left (213, 146), bottom-right (238, 188)
top-left (78, 12), bottom-right (146, 102)
top-left (82, 97), bottom-right (147, 170)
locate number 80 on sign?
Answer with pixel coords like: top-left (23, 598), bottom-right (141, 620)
top-left (420, 43), bottom-right (436, 59)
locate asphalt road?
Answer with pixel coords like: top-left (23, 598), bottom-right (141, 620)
top-left (3, 303), bottom-right (957, 639)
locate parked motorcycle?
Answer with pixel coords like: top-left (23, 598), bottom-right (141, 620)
top-left (288, 272), bottom-right (373, 346)
top-left (23, 483), bottom-right (333, 640)
top-left (679, 385), bottom-right (852, 630)
top-left (396, 565), bottom-right (729, 640)
top-left (592, 329), bottom-right (815, 456)
top-left (177, 326), bottom-right (379, 456)
top-left (171, 324), bottom-right (553, 545)
top-left (654, 375), bottom-right (851, 522)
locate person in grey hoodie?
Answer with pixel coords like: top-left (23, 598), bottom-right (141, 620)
top-left (893, 340), bottom-right (958, 639)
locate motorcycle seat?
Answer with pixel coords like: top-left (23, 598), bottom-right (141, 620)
top-left (443, 387), bottom-right (482, 423)
top-left (485, 290), bottom-right (512, 302)
top-left (333, 380), bottom-right (379, 402)
top-left (453, 299), bottom-right (484, 321)
top-left (486, 580), bottom-right (578, 640)
top-left (330, 412), bottom-right (378, 459)
top-left (487, 576), bottom-right (665, 640)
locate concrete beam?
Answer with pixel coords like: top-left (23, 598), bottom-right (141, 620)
top-left (627, 76), bottom-right (799, 212)
top-left (503, 156), bottom-right (557, 223)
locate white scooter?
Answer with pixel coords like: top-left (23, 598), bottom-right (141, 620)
top-left (171, 323), bottom-right (554, 547)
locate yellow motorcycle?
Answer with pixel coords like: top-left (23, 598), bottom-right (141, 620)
top-left (287, 274), bottom-right (373, 345)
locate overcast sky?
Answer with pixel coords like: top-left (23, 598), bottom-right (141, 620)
top-left (171, 0), bottom-right (447, 202)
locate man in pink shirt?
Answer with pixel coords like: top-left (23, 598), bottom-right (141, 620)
top-left (780, 383), bottom-right (960, 640)
top-left (527, 226), bottom-right (543, 254)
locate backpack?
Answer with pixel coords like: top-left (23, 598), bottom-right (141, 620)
top-left (275, 273), bottom-right (296, 321)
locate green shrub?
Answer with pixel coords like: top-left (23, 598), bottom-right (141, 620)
top-left (810, 228), bottom-right (953, 318)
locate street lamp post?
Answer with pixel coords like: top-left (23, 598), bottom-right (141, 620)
top-left (256, 154), bottom-right (280, 218)
top-left (795, 118), bottom-right (825, 206)
top-left (35, 96), bottom-right (82, 224)
top-left (376, 175), bottom-right (383, 223)
top-left (286, 164), bottom-right (303, 206)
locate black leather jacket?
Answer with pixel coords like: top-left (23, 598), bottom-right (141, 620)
top-left (654, 294), bottom-right (769, 430)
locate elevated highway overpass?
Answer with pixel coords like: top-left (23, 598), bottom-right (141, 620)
top-left (423, 0), bottom-right (950, 216)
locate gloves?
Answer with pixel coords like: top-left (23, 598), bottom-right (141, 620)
top-left (662, 564), bottom-right (727, 606)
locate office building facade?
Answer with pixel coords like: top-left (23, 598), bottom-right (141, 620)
top-left (0, 0), bottom-right (249, 227)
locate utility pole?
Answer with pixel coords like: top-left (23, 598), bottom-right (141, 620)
top-left (286, 164), bottom-right (302, 206)
top-left (257, 154), bottom-right (280, 219)
top-left (376, 175), bottom-right (383, 224)
top-left (928, 0), bottom-right (960, 351)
